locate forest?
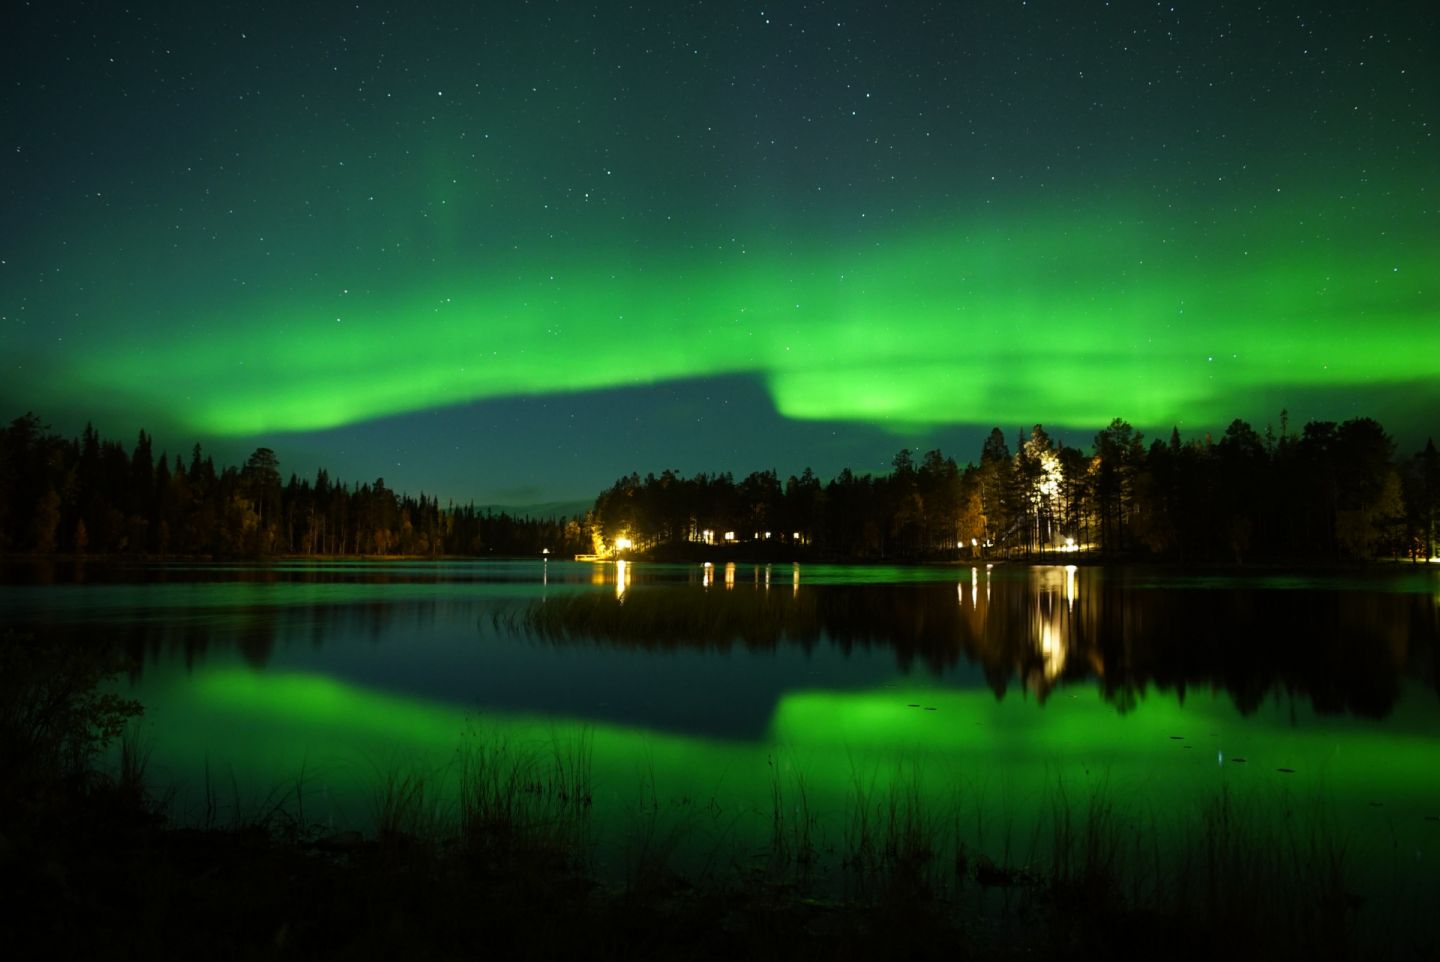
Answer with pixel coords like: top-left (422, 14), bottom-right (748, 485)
top-left (1, 411), bottom-right (1436, 563)
top-left (0, 414), bottom-right (586, 558)
top-left (589, 415), bottom-right (1439, 563)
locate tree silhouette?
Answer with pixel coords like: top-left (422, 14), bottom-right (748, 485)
top-left (2, 409), bottom-right (1435, 562)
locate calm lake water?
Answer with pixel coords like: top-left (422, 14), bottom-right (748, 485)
top-left (4, 559), bottom-right (1439, 914)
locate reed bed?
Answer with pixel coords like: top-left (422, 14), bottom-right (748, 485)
top-left (5, 634), bottom-right (1426, 961)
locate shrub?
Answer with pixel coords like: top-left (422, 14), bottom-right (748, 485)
top-left (0, 629), bottom-right (143, 809)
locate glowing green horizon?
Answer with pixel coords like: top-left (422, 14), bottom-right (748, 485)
top-left (127, 666), bottom-right (1440, 852)
top-left (59, 190), bottom-right (1439, 437)
top-left (7, 0), bottom-right (1438, 504)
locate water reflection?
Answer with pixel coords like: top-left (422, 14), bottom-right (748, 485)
top-left (4, 561), bottom-right (1436, 720)
top-left (1029, 566), bottom-right (1070, 690)
top-left (521, 565), bottom-right (1440, 719)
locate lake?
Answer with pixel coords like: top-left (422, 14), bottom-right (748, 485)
top-left (3, 559), bottom-right (1438, 938)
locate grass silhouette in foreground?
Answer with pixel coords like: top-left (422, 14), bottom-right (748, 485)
top-left (2, 628), bottom-right (1436, 960)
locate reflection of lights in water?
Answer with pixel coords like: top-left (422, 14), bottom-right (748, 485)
top-left (615, 559), bottom-right (629, 600)
top-left (702, 561), bottom-right (713, 588)
top-left (1024, 566), bottom-right (1073, 689)
top-left (765, 564), bottom-right (772, 589)
top-left (724, 562), bottom-right (736, 589)
top-left (1039, 622), bottom-right (1066, 681)
top-left (793, 562), bottom-right (800, 596)
top-left (957, 581), bottom-right (964, 607)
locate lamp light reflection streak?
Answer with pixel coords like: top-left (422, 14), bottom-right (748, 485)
top-left (1030, 567), bottom-right (1071, 690)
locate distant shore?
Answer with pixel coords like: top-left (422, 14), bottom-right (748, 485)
top-left (2, 549), bottom-right (1431, 570)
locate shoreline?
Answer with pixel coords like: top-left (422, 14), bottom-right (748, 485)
top-left (2, 550), bottom-right (1431, 571)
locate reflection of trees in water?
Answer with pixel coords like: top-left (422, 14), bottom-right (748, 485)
top-left (19, 562), bottom-right (1432, 720)
top-left (10, 561), bottom-right (476, 675)
top-left (518, 570), bottom-right (1439, 718)
top-left (5, 564), bottom-right (426, 674)
top-left (1083, 579), bottom-right (1420, 718)
top-left (107, 600), bottom-right (419, 674)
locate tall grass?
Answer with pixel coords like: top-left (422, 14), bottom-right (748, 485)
top-left (370, 762), bottom-right (450, 844)
top-left (766, 753), bottom-right (818, 880)
top-left (747, 760), bottom-right (1382, 956)
top-left (113, 720), bottom-right (157, 809)
top-left (456, 725), bottom-right (594, 871)
top-left (608, 764), bottom-right (752, 898)
top-left (838, 760), bottom-right (958, 904)
top-left (1168, 787), bottom-right (1356, 957)
top-left (81, 720), bottom-right (1426, 957)
top-left (183, 754), bottom-right (329, 842)
top-left (976, 779), bottom-right (1366, 959)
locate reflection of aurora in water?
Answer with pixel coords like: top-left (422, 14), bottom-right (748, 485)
top-left (4, 559), bottom-right (1431, 918)
top-left (128, 658), bottom-right (1440, 913)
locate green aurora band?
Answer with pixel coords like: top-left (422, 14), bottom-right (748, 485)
top-left (63, 190), bottom-right (1439, 437)
top-left (140, 666), bottom-right (1439, 845)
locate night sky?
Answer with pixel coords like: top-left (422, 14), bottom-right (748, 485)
top-left (3, 1), bottom-right (1436, 506)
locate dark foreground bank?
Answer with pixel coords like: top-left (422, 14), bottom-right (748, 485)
top-left (0, 786), bottom-right (1389, 962)
top-left (4, 630), bottom-right (1436, 961)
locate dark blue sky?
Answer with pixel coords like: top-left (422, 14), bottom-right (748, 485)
top-left (3, 0), bottom-right (1436, 504)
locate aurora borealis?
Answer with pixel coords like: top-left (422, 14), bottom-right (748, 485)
top-left (3, 1), bottom-right (1436, 502)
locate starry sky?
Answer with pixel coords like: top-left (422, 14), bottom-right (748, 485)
top-left (3, 0), bottom-right (1437, 506)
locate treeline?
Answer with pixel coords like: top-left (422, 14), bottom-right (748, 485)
top-left (0, 414), bottom-right (588, 557)
top-left (4, 410), bottom-right (1437, 563)
top-left (590, 414), bottom-right (1440, 562)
